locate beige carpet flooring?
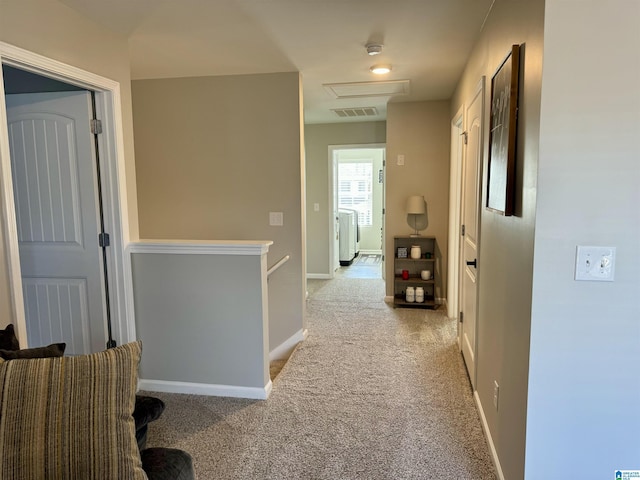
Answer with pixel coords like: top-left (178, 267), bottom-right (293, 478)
top-left (142, 277), bottom-right (496, 479)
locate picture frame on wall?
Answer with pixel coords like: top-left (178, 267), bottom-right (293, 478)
top-left (486, 44), bottom-right (521, 216)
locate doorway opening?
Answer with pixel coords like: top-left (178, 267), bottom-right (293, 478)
top-left (0, 43), bottom-right (134, 350)
top-left (329, 145), bottom-right (385, 280)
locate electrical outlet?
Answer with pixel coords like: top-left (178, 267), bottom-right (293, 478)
top-left (493, 381), bottom-right (499, 410)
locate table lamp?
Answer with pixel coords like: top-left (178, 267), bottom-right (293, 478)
top-left (406, 195), bottom-right (426, 236)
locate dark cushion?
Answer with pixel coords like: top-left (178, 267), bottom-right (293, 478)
top-left (134, 395), bottom-right (166, 450)
top-left (0, 324), bottom-right (19, 351)
top-left (0, 342), bottom-right (66, 360)
top-left (134, 395), bottom-right (166, 429)
top-left (141, 448), bottom-right (195, 480)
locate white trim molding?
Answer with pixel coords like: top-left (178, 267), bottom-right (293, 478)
top-left (307, 273), bottom-right (332, 279)
top-left (270, 328), bottom-right (308, 361)
top-left (129, 239), bottom-right (273, 256)
top-left (139, 379), bottom-right (273, 400)
top-left (474, 391), bottom-right (505, 480)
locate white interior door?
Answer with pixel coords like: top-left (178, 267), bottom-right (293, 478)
top-left (460, 80), bottom-right (484, 387)
top-left (6, 91), bottom-right (106, 354)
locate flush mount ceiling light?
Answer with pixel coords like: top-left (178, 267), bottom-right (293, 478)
top-left (370, 65), bottom-right (391, 75)
top-left (366, 43), bottom-right (383, 56)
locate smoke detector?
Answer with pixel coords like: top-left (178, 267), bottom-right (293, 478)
top-left (366, 44), bottom-right (383, 56)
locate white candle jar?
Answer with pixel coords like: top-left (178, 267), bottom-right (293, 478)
top-left (405, 286), bottom-right (415, 303)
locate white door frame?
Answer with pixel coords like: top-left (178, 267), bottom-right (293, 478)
top-left (328, 143), bottom-right (385, 277)
top-left (457, 77), bottom-right (485, 387)
top-left (0, 42), bottom-right (136, 348)
top-left (448, 105), bottom-right (464, 324)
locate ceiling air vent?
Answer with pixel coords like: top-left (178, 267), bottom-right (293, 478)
top-left (332, 107), bottom-right (379, 118)
top-left (323, 80), bottom-right (410, 99)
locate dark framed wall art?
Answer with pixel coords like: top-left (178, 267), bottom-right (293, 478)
top-left (486, 44), bottom-right (521, 216)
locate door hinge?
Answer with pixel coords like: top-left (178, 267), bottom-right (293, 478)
top-left (98, 232), bottom-right (110, 247)
top-left (460, 311), bottom-right (464, 323)
top-left (382, 208), bottom-right (386, 215)
top-left (461, 131), bottom-right (468, 145)
top-left (461, 224), bottom-right (465, 236)
top-left (90, 119), bottom-right (103, 134)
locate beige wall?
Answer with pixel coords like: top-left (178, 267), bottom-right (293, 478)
top-left (0, 0), bottom-right (139, 327)
top-left (132, 72), bottom-right (305, 352)
top-left (385, 101), bottom-right (450, 301)
top-left (450, 0), bottom-right (544, 478)
top-left (526, 1), bottom-right (640, 476)
top-left (304, 122), bottom-right (386, 275)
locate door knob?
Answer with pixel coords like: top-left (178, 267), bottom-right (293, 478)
top-left (466, 259), bottom-right (477, 268)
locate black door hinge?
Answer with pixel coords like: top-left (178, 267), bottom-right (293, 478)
top-left (460, 311), bottom-right (464, 323)
top-left (98, 232), bottom-right (110, 247)
top-left (461, 224), bottom-right (466, 236)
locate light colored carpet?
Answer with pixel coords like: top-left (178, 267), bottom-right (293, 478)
top-left (143, 277), bottom-right (496, 479)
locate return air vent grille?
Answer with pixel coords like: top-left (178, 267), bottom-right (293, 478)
top-left (324, 80), bottom-right (410, 99)
top-left (332, 107), bottom-right (379, 118)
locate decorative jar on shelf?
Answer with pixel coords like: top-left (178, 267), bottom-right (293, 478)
top-left (410, 245), bottom-right (422, 259)
top-left (415, 287), bottom-right (424, 303)
top-left (405, 286), bottom-right (415, 303)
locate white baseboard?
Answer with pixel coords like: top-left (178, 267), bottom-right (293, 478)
top-left (307, 273), bottom-right (332, 279)
top-left (474, 391), bottom-right (505, 480)
top-left (139, 378), bottom-right (272, 400)
top-left (270, 328), bottom-right (307, 361)
top-left (384, 295), bottom-right (394, 303)
top-left (358, 249), bottom-right (382, 255)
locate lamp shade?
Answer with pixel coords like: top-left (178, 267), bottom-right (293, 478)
top-left (406, 195), bottom-right (426, 214)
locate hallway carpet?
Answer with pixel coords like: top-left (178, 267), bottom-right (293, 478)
top-left (143, 277), bottom-right (496, 479)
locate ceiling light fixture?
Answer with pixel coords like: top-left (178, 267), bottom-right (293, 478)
top-left (370, 65), bottom-right (391, 75)
top-left (366, 44), bottom-right (383, 56)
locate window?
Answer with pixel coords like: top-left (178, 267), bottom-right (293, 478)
top-left (338, 162), bottom-right (373, 226)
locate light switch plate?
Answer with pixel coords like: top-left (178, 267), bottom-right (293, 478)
top-left (269, 212), bottom-right (284, 226)
top-left (397, 154), bottom-right (405, 166)
top-left (575, 246), bottom-right (616, 282)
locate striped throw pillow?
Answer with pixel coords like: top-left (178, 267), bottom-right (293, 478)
top-left (0, 341), bottom-right (147, 479)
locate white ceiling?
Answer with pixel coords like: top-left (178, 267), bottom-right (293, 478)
top-left (58, 0), bottom-right (494, 124)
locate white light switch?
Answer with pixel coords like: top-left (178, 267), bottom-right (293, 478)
top-left (269, 212), bottom-right (284, 226)
top-left (313, 203), bottom-right (320, 212)
top-left (575, 246), bottom-right (616, 282)
top-left (397, 154), bottom-right (405, 166)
